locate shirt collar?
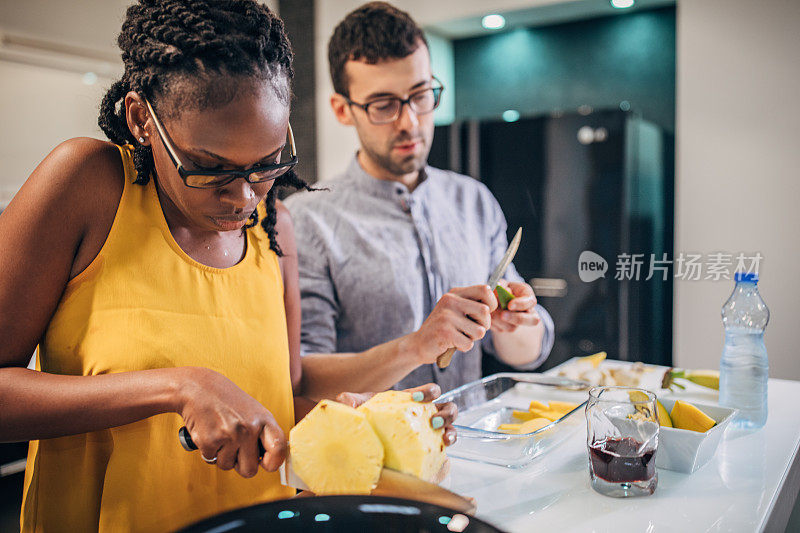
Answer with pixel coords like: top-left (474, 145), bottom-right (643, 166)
top-left (347, 153), bottom-right (431, 202)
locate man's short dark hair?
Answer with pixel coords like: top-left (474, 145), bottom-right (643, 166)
top-left (328, 2), bottom-right (428, 97)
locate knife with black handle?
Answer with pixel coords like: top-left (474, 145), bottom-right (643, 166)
top-left (178, 426), bottom-right (267, 456)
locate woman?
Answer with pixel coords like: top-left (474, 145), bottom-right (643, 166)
top-left (0, 1), bottom-right (455, 531)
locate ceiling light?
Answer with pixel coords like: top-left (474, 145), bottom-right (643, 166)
top-left (481, 14), bottom-right (506, 30)
top-left (82, 72), bottom-right (98, 85)
top-left (502, 110), bottom-right (520, 122)
top-left (611, 0), bottom-right (635, 8)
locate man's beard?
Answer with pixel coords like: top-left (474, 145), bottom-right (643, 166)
top-left (362, 138), bottom-right (429, 177)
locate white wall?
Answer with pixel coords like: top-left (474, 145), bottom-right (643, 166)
top-left (0, 0), bottom-right (278, 207)
top-left (675, 0), bottom-right (800, 378)
top-left (0, 61), bottom-right (114, 206)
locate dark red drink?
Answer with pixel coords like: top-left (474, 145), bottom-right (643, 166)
top-left (589, 437), bottom-right (656, 483)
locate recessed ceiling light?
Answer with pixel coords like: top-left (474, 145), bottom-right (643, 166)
top-left (611, 0), bottom-right (635, 8)
top-left (82, 72), bottom-right (98, 85)
top-left (502, 110), bottom-right (520, 122)
top-left (481, 14), bottom-right (506, 30)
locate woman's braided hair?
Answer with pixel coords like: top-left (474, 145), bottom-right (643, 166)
top-left (98, 0), bottom-right (313, 255)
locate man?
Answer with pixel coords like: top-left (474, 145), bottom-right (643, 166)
top-left (286, 2), bottom-right (554, 393)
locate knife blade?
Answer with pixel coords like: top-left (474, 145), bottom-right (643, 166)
top-left (280, 456), bottom-right (476, 514)
top-left (487, 227), bottom-right (522, 290)
top-left (436, 227), bottom-right (522, 369)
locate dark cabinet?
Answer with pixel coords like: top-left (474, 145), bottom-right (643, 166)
top-left (429, 110), bottom-right (673, 370)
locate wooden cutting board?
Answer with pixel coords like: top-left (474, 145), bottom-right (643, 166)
top-left (280, 457), bottom-right (476, 514)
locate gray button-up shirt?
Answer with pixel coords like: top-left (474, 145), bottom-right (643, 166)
top-left (285, 156), bottom-right (554, 392)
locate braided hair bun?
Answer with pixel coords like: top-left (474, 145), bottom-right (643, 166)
top-left (98, 0), bottom-right (313, 254)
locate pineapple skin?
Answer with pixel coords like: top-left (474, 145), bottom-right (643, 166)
top-left (289, 399), bottom-right (384, 495)
top-left (357, 391), bottom-right (447, 482)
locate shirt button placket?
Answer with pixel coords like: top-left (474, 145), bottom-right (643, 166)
top-left (400, 191), bottom-right (438, 319)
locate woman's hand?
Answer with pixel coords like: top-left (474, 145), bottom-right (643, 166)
top-left (335, 383), bottom-right (457, 447)
top-left (178, 367), bottom-right (287, 478)
top-left (490, 280), bottom-right (541, 333)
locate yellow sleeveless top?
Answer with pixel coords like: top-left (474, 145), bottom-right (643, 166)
top-left (21, 144), bottom-right (295, 532)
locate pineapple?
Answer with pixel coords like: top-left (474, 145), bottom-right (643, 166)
top-left (357, 391), bottom-right (447, 482)
top-left (289, 399), bottom-right (384, 495)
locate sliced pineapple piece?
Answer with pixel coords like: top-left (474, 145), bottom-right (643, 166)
top-left (580, 351), bottom-right (607, 368)
top-left (497, 423), bottom-right (523, 433)
top-left (289, 399), bottom-right (383, 495)
top-left (498, 418), bottom-right (551, 434)
top-left (357, 391), bottom-right (446, 483)
top-left (547, 401), bottom-right (580, 414)
top-left (512, 409), bottom-right (539, 420)
top-left (520, 418), bottom-right (551, 433)
top-left (527, 407), bottom-right (563, 422)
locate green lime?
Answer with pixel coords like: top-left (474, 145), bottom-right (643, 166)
top-left (494, 285), bottom-right (515, 310)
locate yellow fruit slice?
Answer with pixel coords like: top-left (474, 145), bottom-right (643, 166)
top-left (527, 408), bottom-right (562, 422)
top-left (670, 400), bottom-right (716, 432)
top-left (547, 401), bottom-right (579, 413)
top-left (512, 409), bottom-right (538, 420)
top-left (685, 370), bottom-right (720, 390)
top-left (626, 390), bottom-right (656, 420)
top-left (656, 400), bottom-right (672, 427)
top-left (357, 391), bottom-right (447, 483)
top-left (529, 401), bottom-right (548, 411)
top-left (580, 351), bottom-right (607, 368)
top-left (498, 418), bottom-right (551, 434)
top-left (289, 400), bottom-right (384, 495)
top-left (519, 418), bottom-right (551, 433)
top-left (625, 391), bottom-right (671, 426)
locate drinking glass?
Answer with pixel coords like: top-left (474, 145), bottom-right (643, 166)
top-left (586, 386), bottom-right (659, 497)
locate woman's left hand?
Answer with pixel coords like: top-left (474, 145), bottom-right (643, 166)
top-left (335, 382), bottom-right (457, 447)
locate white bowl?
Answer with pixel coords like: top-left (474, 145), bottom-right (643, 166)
top-left (656, 398), bottom-right (737, 474)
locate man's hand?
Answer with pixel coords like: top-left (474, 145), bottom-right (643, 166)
top-left (490, 280), bottom-right (541, 333)
top-left (404, 285), bottom-right (498, 364)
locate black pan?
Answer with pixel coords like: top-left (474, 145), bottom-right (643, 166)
top-left (178, 495), bottom-right (506, 533)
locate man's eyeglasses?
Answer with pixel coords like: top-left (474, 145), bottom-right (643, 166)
top-left (345, 77), bottom-right (444, 125)
top-left (144, 99), bottom-right (298, 189)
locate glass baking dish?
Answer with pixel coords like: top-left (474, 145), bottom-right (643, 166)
top-left (436, 373), bottom-right (589, 468)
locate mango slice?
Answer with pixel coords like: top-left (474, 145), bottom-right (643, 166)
top-left (627, 390), bottom-right (657, 421)
top-left (656, 400), bottom-right (673, 427)
top-left (670, 400), bottom-right (716, 432)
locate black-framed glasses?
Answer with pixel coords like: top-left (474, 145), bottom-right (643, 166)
top-left (144, 99), bottom-right (298, 189)
top-left (345, 77), bottom-right (444, 125)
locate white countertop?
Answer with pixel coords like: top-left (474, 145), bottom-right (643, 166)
top-left (447, 377), bottom-right (800, 532)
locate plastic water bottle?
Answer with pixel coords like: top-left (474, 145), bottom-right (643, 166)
top-left (719, 272), bottom-right (769, 429)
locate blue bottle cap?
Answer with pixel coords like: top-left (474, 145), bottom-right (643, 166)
top-left (734, 271), bottom-right (759, 282)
